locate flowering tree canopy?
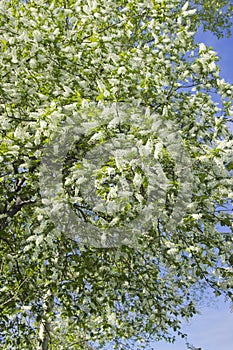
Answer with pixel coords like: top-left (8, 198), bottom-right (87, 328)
top-left (0, 1), bottom-right (232, 349)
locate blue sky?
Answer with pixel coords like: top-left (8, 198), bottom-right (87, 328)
top-left (150, 29), bottom-right (233, 350)
top-left (196, 31), bottom-right (233, 83)
top-left (152, 297), bottom-right (233, 350)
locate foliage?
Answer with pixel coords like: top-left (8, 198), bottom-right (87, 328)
top-left (0, 1), bottom-right (233, 349)
top-left (189, 0), bottom-right (233, 38)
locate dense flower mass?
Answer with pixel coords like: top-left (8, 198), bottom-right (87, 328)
top-left (0, 1), bottom-right (232, 349)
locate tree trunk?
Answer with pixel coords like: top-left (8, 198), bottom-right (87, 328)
top-left (37, 290), bottom-right (53, 350)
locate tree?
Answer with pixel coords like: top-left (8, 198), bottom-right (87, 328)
top-left (0, 1), bottom-right (232, 349)
top-left (188, 0), bottom-right (233, 38)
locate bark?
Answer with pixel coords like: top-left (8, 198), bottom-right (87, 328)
top-left (37, 290), bottom-right (53, 350)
